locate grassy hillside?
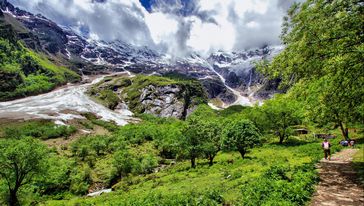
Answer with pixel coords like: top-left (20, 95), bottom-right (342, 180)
top-left (43, 140), bottom-right (336, 206)
top-left (88, 75), bottom-right (207, 115)
top-left (0, 38), bottom-right (80, 101)
top-left (0, 10), bottom-right (80, 101)
top-left (0, 102), bottom-right (362, 206)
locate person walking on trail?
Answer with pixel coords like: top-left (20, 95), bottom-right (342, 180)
top-left (322, 138), bottom-right (331, 160)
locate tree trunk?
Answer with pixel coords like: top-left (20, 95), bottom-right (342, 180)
top-left (9, 189), bottom-right (19, 206)
top-left (190, 157), bottom-right (196, 168)
top-left (208, 155), bottom-right (214, 166)
top-left (338, 121), bottom-right (349, 140)
top-left (277, 130), bottom-right (285, 144)
top-left (238, 149), bottom-right (246, 159)
top-left (279, 134), bottom-right (285, 144)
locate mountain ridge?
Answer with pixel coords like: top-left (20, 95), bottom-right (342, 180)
top-left (0, 0), bottom-right (282, 106)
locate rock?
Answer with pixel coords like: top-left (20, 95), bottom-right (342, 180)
top-left (88, 75), bottom-right (207, 119)
top-left (139, 85), bottom-right (190, 119)
top-left (86, 188), bottom-right (112, 197)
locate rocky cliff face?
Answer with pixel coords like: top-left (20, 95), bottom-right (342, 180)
top-left (140, 85), bottom-right (191, 119)
top-left (88, 75), bottom-right (207, 119)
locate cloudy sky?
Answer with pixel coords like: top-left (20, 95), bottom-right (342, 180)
top-left (9, 0), bottom-right (297, 56)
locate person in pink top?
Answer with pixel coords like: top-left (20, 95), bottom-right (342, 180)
top-left (322, 138), bottom-right (331, 160)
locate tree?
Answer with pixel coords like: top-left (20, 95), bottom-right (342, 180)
top-left (180, 106), bottom-right (222, 167)
top-left (259, 0), bottom-right (364, 139)
top-left (200, 119), bottom-right (222, 166)
top-left (180, 117), bottom-right (205, 168)
top-left (222, 119), bottom-right (261, 159)
top-left (0, 137), bottom-right (48, 206)
top-left (261, 95), bottom-right (302, 144)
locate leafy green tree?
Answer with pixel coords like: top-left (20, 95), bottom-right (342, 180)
top-left (180, 105), bottom-right (222, 167)
top-left (261, 95), bottom-right (302, 144)
top-left (222, 119), bottom-right (261, 159)
top-left (180, 117), bottom-right (204, 168)
top-left (0, 137), bottom-right (48, 206)
top-left (140, 154), bottom-right (159, 174)
top-left (153, 122), bottom-right (182, 159)
top-left (200, 119), bottom-right (223, 166)
top-left (259, 0), bottom-right (364, 139)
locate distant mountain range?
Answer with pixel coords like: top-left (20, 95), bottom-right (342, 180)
top-left (0, 0), bottom-right (283, 106)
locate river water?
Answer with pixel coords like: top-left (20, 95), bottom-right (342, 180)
top-left (0, 72), bottom-right (135, 125)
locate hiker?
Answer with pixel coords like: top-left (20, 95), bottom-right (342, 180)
top-left (322, 138), bottom-right (331, 160)
top-left (340, 139), bottom-right (349, 146)
top-left (349, 139), bottom-right (355, 147)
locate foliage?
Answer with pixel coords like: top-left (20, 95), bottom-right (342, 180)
top-left (82, 113), bottom-right (119, 132)
top-left (222, 119), bottom-right (261, 158)
top-left (180, 116), bottom-right (212, 168)
top-left (113, 149), bottom-right (136, 177)
top-left (0, 137), bottom-right (48, 206)
top-left (259, 0), bottom-right (364, 139)
top-left (0, 38), bottom-right (80, 101)
top-left (187, 105), bottom-right (222, 165)
top-left (36, 155), bottom-right (73, 199)
top-left (88, 75), bottom-right (207, 116)
top-left (1, 120), bottom-right (76, 140)
top-left (42, 138), bottom-right (349, 206)
top-left (352, 146), bottom-right (364, 185)
top-left (240, 164), bottom-right (318, 206)
top-left (260, 94), bottom-right (303, 144)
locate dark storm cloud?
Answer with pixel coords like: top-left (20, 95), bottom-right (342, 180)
top-left (151, 0), bottom-right (218, 24)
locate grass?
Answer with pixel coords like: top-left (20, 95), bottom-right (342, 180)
top-left (42, 137), bottom-right (335, 206)
top-left (0, 38), bottom-right (80, 101)
top-left (352, 146), bottom-right (364, 185)
top-left (88, 75), bottom-right (207, 115)
top-left (0, 120), bottom-right (77, 140)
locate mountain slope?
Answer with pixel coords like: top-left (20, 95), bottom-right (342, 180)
top-left (88, 75), bottom-right (207, 119)
top-left (0, 8), bottom-right (80, 101)
top-left (0, 0), bottom-right (282, 106)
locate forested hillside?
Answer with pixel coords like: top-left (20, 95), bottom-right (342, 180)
top-left (0, 9), bottom-right (80, 101)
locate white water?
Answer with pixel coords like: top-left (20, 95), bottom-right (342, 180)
top-left (0, 72), bottom-right (135, 125)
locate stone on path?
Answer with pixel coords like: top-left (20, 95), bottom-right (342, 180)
top-left (310, 149), bottom-right (364, 206)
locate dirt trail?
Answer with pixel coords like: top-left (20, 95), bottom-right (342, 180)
top-left (310, 149), bottom-right (364, 206)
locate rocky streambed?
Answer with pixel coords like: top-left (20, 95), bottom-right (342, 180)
top-left (0, 72), bottom-right (136, 125)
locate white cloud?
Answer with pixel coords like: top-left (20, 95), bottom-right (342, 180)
top-left (9, 0), bottom-right (298, 56)
top-left (187, 16), bottom-right (235, 54)
top-left (145, 12), bottom-right (178, 44)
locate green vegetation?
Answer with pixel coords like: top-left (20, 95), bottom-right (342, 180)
top-left (0, 137), bottom-right (48, 206)
top-left (42, 136), bottom-right (347, 206)
top-left (258, 0), bottom-right (363, 140)
top-left (0, 120), bottom-right (76, 140)
top-left (88, 75), bottom-right (207, 115)
top-left (0, 38), bottom-right (80, 101)
top-left (0, 102), bottom-right (362, 205)
top-left (222, 119), bottom-right (261, 159)
top-left (260, 95), bottom-right (303, 144)
top-left (0, 0), bottom-right (363, 205)
top-left (352, 146), bottom-right (364, 185)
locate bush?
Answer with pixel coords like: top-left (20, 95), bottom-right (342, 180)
top-left (2, 120), bottom-right (76, 140)
top-left (240, 164), bottom-right (318, 206)
top-left (69, 166), bottom-right (92, 195)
